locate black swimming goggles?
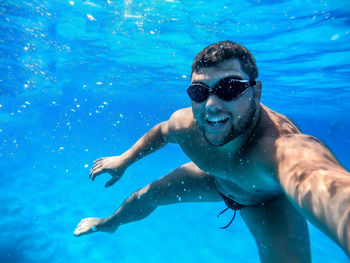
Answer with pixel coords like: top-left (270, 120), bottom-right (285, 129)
top-left (187, 76), bottom-right (256, 103)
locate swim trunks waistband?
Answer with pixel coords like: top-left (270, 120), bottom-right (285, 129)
top-left (220, 193), bottom-right (245, 211)
top-left (217, 193), bottom-right (245, 229)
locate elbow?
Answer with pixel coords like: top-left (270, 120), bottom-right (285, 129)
top-left (157, 121), bottom-right (175, 144)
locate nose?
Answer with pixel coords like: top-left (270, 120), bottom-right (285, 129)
top-left (205, 94), bottom-right (225, 112)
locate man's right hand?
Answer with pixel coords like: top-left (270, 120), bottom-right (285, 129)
top-left (89, 156), bottom-right (127, 187)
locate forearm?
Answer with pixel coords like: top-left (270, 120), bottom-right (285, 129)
top-left (280, 164), bottom-right (350, 255)
top-left (121, 122), bottom-right (169, 167)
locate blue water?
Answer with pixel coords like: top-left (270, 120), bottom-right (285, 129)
top-left (1, 0), bottom-right (350, 262)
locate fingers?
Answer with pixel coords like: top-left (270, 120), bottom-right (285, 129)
top-left (89, 158), bottom-right (106, 180)
top-left (89, 157), bottom-right (122, 185)
top-left (74, 227), bottom-right (95, 236)
top-left (90, 163), bottom-right (104, 180)
top-left (94, 157), bottom-right (105, 163)
top-left (73, 218), bottom-right (98, 237)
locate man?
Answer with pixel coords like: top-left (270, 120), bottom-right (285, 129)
top-left (74, 41), bottom-right (350, 262)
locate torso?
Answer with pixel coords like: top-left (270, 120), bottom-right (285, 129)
top-left (171, 104), bottom-right (301, 205)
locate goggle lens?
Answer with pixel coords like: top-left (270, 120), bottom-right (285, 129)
top-left (187, 77), bottom-right (256, 103)
top-left (187, 84), bottom-right (209, 103)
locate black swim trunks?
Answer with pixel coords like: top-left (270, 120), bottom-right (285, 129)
top-left (217, 193), bottom-right (245, 229)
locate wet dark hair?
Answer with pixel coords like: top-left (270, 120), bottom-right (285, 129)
top-left (191, 41), bottom-right (258, 80)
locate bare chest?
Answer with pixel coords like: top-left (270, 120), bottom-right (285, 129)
top-left (179, 134), bottom-right (282, 205)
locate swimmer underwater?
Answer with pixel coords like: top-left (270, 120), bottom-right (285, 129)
top-left (74, 41), bottom-right (350, 262)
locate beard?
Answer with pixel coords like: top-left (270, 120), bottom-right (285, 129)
top-left (203, 100), bottom-right (258, 147)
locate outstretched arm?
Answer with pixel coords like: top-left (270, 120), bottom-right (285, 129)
top-left (90, 120), bottom-right (175, 187)
top-left (120, 121), bottom-right (174, 164)
top-left (74, 162), bottom-right (222, 236)
top-left (276, 134), bottom-right (350, 256)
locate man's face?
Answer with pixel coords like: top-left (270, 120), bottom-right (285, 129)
top-left (190, 59), bottom-right (261, 146)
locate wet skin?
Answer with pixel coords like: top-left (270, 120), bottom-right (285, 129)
top-left (74, 59), bottom-right (350, 262)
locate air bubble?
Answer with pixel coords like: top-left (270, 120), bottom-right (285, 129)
top-left (87, 14), bottom-right (96, 21)
top-left (331, 34), bottom-right (339, 41)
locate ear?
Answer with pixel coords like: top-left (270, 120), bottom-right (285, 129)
top-left (253, 81), bottom-right (262, 103)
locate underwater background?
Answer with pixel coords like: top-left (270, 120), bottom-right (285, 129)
top-left (1, 0), bottom-right (349, 262)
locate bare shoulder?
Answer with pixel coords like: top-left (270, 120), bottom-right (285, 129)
top-left (168, 107), bottom-right (195, 131)
top-left (261, 105), bottom-right (301, 135)
top-left (163, 108), bottom-right (197, 143)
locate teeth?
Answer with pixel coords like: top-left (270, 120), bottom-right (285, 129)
top-left (206, 115), bottom-right (229, 128)
top-left (206, 116), bottom-right (228, 122)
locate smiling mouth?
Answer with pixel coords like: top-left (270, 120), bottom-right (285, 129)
top-left (206, 116), bottom-right (229, 127)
